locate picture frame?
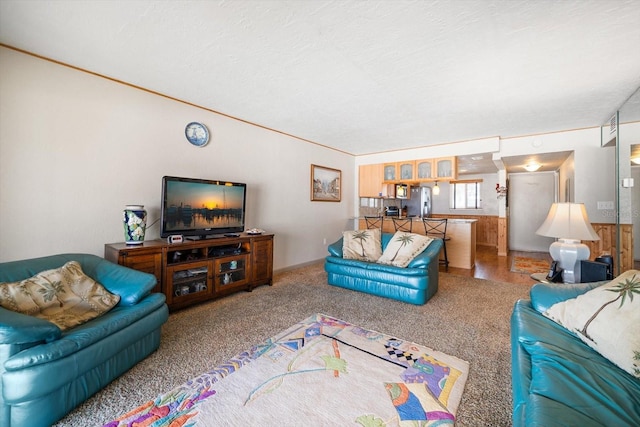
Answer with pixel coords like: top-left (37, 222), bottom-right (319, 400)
top-left (311, 164), bottom-right (341, 202)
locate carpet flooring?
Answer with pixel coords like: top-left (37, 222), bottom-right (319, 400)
top-left (54, 263), bottom-right (531, 427)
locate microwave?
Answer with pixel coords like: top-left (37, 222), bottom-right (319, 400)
top-left (395, 184), bottom-right (410, 199)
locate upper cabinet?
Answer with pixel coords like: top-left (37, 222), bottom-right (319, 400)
top-left (382, 163), bottom-right (398, 183)
top-left (359, 164), bottom-right (384, 197)
top-left (416, 159), bottom-right (434, 181)
top-left (435, 157), bottom-right (457, 180)
top-left (397, 160), bottom-right (415, 181)
top-left (375, 156), bottom-right (457, 186)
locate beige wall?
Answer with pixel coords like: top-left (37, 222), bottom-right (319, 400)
top-left (0, 47), bottom-right (355, 267)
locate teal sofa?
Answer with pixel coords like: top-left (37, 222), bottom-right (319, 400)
top-left (511, 281), bottom-right (640, 426)
top-left (0, 254), bottom-right (169, 427)
top-left (324, 233), bottom-right (443, 305)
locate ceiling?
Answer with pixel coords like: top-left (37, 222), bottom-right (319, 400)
top-left (1, 0), bottom-right (640, 161)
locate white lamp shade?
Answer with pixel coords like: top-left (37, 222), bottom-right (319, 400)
top-left (536, 203), bottom-right (600, 241)
top-left (536, 203), bottom-right (599, 283)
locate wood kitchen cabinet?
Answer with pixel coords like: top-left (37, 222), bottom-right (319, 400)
top-left (435, 157), bottom-right (457, 180)
top-left (397, 160), bottom-right (415, 181)
top-left (359, 164), bottom-right (384, 197)
top-left (415, 159), bottom-right (435, 181)
top-left (382, 163), bottom-right (397, 183)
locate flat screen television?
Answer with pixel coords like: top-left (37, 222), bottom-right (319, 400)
top-left (160, 176), bottom-right (247, 239)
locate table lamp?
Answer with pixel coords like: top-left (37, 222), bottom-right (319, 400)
top-left (535, 203), bottom-right (600, 283)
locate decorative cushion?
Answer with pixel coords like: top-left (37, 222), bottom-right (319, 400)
top-left (342, 229), bottom-right (383, 262)
top-left (542, 269), bottom-right (640, 378)
top-left (377, 231), bottom-right (434, 268)
top-left (0, 261), bottom-right (120, 331)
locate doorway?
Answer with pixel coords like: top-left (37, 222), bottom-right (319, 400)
top-left (508, 172), bottom-right (557, 252)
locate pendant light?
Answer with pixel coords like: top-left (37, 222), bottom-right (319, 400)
top-left (433, 181), bottom-right (440, 195)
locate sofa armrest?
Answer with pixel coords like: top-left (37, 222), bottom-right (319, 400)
top-left (84, 257), bottom-right (157, 306)
top-left (407, 238), bottom-right (443, 268)
top-left (0, 307), bottom-right (61, 345)
top-left (327, 238), bottom-right (344, 257)
top-left (530, 281), bottom-right (606, 313)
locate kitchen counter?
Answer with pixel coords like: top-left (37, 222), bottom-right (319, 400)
top-left (357, 216), bottom-right (477, 269)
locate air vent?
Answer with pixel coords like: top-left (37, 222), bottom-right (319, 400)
top-left (609, 114), bottom-right (617, 134)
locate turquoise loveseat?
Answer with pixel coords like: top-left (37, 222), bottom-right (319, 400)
top-left (511, 281), bottom-right (640, 426)
top-left (0, 253), bottom-right (169, 427)
top-left (324, 233), bottom-right (443, 305)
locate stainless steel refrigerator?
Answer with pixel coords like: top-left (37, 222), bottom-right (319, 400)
top-left (404, 185), bottom-right (432, 218)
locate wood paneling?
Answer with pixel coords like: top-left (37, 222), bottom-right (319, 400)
top-left (584, 223), bottom-right (633, 273)
top-left (497, 217), bottom-right (508, 257)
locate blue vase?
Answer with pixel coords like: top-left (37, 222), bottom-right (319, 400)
top-left (123, 205), bottom-right (147, 245)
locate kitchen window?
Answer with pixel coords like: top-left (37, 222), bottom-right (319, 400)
top-left (450, 180), bottom-right (482, 209)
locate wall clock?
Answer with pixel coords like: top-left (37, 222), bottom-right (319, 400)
top-left (185, 122), bottom-right (210, 147)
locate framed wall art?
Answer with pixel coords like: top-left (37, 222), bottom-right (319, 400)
top-left (311, 164), bottom-right (341, 202)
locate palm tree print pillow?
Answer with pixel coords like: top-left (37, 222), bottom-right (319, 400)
top-left (0, 261), bottom-right (120, 331)
top-left (377, 232), bottom-right (434, 268)
top-left (343, 229), bottom-right (383, 262)
top-left (543, 269), bottom-right (640, 378)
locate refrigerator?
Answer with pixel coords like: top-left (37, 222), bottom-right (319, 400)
top-left (404, 186), bottom-right (432, 217)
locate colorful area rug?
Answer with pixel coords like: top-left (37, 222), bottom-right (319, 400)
top-left (511, 256), bottom-right (550, 275)
top-left (104, 313), bottom-right (470, 426)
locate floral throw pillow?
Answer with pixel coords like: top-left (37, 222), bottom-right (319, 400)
top-left (342, 229), bottom-right (383, 262)
top-left (0, 261), bottom-right (120, 331)
top-left (543, 269), bottom-right (640, 378)
top-left (377, 232), bottom-right (434, 268)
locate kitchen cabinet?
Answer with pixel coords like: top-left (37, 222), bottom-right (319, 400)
top-left (359, 164), bottom-right (384, 197)
top-left (416, 159), bottom-right (435, 181)
top-left (435, 157), bottom-right (457, 180)
top-left (382, 163), bottom-right (397, 183)
top-left (397, 160), bottom-right (415, 181)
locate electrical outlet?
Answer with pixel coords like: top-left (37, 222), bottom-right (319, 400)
top-left (323, 238), bottom-right (327, 245)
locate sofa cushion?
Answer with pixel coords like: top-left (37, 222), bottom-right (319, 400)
top-left (0, 261), bottom-right (120, 331)
top-left (377, 232), bottom-right (433, 268)
top-left (342, 229), bottom-right (382, 261)
top-left (523, 339), bottom-right (640, 425)
top-left (543, 269), bottom-right (640, 378)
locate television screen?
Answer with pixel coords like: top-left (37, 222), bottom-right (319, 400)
top-left (160, 176), bottom-right (247, 239)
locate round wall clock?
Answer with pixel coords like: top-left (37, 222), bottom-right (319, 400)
top-left (185, 122), bottom-right (210, 147)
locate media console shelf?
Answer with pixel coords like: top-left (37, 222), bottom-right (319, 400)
top-left (105, 233), bottom-right (274, 311)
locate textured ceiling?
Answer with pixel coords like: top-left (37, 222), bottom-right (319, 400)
top-left (1, 0), bottom-right (639, 155)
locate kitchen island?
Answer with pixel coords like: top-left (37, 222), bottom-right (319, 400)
top-left (357, 217), bottom-right (477, 269)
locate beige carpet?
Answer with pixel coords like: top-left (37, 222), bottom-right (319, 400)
top-left (54, 263), bottom-right (530, 427)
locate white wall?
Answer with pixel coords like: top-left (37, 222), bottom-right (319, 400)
top-left (0, 47), bottom-right (354, 266)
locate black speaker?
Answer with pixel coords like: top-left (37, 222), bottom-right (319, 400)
top-left (594, 255), bottom-right (614, 280)
top-left (580, 260), bottom-right (610, 283)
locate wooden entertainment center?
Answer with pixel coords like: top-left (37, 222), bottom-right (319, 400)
top-left (105, 233), bottom-right (273, 311)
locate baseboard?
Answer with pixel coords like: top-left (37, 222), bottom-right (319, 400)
top-left (274, 259), bottom-right (324, 276)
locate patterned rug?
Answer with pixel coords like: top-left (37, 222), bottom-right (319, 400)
top-left (511, 256), bottom-right (550, 275)
top-left (103, 313), bottom-right (469, 426)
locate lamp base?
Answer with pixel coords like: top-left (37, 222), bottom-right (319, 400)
top-left (549, 238), bottom-right (590, 284)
